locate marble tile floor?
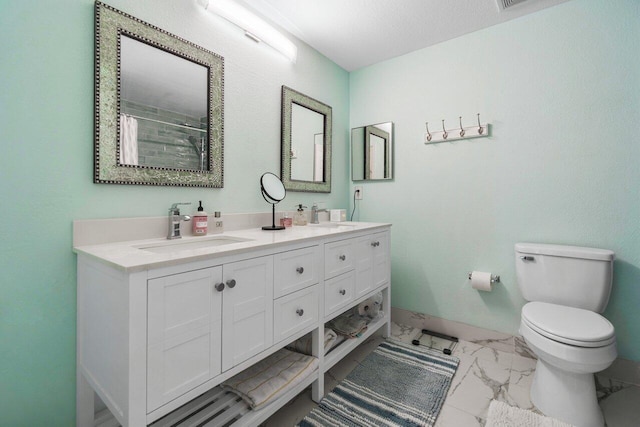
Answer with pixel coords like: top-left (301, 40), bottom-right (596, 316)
top-left (262, 322), bottom-right (640, 427)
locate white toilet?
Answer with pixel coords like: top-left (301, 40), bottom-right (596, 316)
top-left (515, 243), bottom-right (617, 427)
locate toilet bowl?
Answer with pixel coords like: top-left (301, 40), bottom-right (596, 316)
top-left (514, 243), bottom-right (616, 427)
top-left (520, 302), bottom-right (616, 427)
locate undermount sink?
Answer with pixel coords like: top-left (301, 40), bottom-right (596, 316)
top-left (136, 236), bottom-right (252, 254)
top-left (308, 222), bottom-right (356, 230)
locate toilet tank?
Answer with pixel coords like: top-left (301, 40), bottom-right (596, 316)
top-left (515, 243), bottom-right (615, 313)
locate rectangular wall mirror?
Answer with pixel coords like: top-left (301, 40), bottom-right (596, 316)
top-left (351, 122), bottom-right (394, 181)
top-left (281, 86), bottom-right (332, 193)
top-left (95, 2), bottom-right (224, 187)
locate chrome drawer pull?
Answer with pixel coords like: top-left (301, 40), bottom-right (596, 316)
top-left (296, 308), bottom-right (304, 316)
top-left (226, 279), bottom-right (236, 288)
top-left (214, 282), bottom-right (225, 292)
top-left (339, 289), bottom-right (346, 295)
top-left (339, 255), bottom-right (346, 261)
top-left (520, 256), bottom-right (534, 261)
top-left (296, 267), bottom-right (304, 274)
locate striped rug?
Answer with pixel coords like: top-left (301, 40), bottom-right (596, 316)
top-left (298, 339), bottom-right (459, 427)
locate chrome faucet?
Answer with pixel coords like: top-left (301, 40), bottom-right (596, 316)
top-left (168, 202), bottom-right (192, 239)
top-left (311, 203), bottom-right (328, 224)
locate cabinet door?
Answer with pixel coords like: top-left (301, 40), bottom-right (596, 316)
top-left (372, 231), bottom-right (390, 289)
top-left (354, 236), bottom-right (374, 298)
top-left (222, 256), bottom-right (274, 371)
top-left (147, 267), bottom-right (223, 411)
top-left (355, 231), bottom-right (390, 297)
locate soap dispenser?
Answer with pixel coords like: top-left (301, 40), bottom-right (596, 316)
top-left (293, 204), bottom-right (308, 226)
top-left (192, 201), bottom-right (208, 235)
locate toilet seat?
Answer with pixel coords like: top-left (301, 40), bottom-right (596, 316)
top-left (522, 302), bottom-right (615, 347)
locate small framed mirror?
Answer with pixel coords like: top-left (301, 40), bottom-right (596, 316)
top-left (281, 86), bottom-right (332, 193)
top-left (95, 2), bottom-right (224, 187)
top-left (351, 122), bottom-right (394, 181)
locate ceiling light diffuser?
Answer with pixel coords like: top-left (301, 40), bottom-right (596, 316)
top-left (199, 0), bottom-right (297, 63)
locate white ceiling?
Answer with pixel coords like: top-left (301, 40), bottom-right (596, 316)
top-left (241, 0), bottom-right (570, 71)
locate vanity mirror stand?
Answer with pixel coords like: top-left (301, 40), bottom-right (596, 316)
top-left (260, 172), bottom-right (286, 230)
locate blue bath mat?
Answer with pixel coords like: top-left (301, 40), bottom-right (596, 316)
top-left (298, 339), bottom-right (459, 427)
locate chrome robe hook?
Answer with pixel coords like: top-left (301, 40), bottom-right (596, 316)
top-left (425, 122), bottom-right (432, 142)
top-left (477, 113), bottom-right (484, 135)
top-left (459, 116), bottom-right (465, 137)
top-left (442, 119), bottom-right (448, 139)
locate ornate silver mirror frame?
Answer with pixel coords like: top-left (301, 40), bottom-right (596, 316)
top-left (281, 86), bottom-right (332, 193)
top-left (94, 2), bottom-right (224, 187)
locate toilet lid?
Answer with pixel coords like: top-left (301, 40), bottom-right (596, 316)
top-left (522, 302), bottom-right (615, 347)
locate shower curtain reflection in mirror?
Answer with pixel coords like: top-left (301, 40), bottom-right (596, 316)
top-left (119, 114), bottom-right (139, 166)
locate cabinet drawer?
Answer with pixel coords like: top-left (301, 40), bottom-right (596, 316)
top-left (325, 239), bottom-right (355, 279)
top-left (273, 285), bottom-right (319, 344)
top-left (274, 246), bottom-right (320, 298)
top-left (324, 270), bottom-right (355, 317)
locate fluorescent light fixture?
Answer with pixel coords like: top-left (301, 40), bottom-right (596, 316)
top-left (199, 0), bottom-right (297, 63)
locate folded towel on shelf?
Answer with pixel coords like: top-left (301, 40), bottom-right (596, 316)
top-left (326, 312), bottom-right (368, 338)
top-left (221, 348), bottom-right (318, 410)
top-left (286, 328), bottom-right (338, 356)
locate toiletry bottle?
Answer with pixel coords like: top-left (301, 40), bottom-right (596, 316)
top-left (280, 213), bottom-right (292, 228)
top-left (293, 205), bottom-right (308, 226)
top-left (212, 211), bottom-right (223, 234)
top-left (192, 201), bottom-right (208, 235)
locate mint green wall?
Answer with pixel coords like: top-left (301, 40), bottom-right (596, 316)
top-left (2, 0), bottom-right (639, 424)
top-left (0, 1), bottom-right (349, 425)
top-left (350, 0), bottom-right (640, 360)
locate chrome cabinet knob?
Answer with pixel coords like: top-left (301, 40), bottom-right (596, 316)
top-left (226, 279), bottom-right (236, 288)
top-left (339, 255), bottom-right (346, 261)
top-left (214, 282), bottom-right (225, 292)
top-left (296, 267), bottom-right (304, 274)
top-left (296, 308), bottom-right (304, 316)
top-left (339, 289), bottom-right (346, 295)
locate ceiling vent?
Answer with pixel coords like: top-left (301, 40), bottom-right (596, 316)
top-left (496, 0), bottom-right (529, 11)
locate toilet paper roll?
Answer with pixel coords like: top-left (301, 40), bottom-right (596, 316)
top-left (470, 271), bottom-right (493, 292)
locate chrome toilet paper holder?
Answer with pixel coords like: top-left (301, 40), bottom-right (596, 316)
top-left (467, 272), bottom-right (501, 283)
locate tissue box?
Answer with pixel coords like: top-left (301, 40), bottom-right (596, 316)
top-left (330, 209), bottom-right (347, 222)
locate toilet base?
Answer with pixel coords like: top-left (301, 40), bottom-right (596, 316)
top-left (531, 358), bottom-right (604, 427)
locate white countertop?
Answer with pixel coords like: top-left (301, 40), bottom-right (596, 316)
top-left (73, 222), bottom-right (390, 272)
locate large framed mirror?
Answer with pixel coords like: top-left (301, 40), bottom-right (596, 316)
top-left (281, 86), bottom-right (332, 193)
top-left (351, 122), bottom-right (394, 181)
top-left (95, 2), bottom-right (224, 187)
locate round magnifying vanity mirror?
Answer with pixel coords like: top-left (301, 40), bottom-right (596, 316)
top-left (260, 172), bottom-right (286, 230)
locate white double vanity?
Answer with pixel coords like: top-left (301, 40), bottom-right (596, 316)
top-left (74, 218), bottom-right (391, 427)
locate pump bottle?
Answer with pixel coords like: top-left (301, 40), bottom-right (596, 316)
top-left (293, 204), bottom-right (308, 226)
top-left (192, 201), bottom-right (208, 235)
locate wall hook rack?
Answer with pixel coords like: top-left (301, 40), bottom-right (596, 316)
top-left (424, 113), bottom-right (490, 144)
